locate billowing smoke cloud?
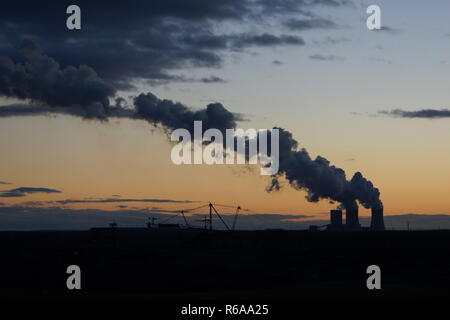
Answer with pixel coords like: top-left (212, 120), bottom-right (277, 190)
top-left (134, 92), bottom-right (243, 134)
top-left (348, 172), bottom-right (382, 208)
top-left (0, 104), bottom-right (52, 117)
top-left (0, 41), bottom-right (242, 133)
top-left (0, 40), bottom-right (117, 119)
top-left (267, 128), bottom-right (382, 209)
top-left (380, 108), bottom-right (450, 119)
top-left (0, 42), bottom-right (382, 209)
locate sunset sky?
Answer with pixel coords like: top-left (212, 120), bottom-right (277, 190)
top-left (1, 0), bottom-right (450, 229)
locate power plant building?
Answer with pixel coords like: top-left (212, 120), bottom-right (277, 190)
top-left (326, 204), bottom-right (385, 232)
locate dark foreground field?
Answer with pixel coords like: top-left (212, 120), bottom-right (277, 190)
top-left (0, 229), bottom-right (449, 300)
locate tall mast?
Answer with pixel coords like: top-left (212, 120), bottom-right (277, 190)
top-left (209, 203), bottom-right (213, 231)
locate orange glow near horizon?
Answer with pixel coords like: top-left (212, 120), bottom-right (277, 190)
top-left (1, 114), bottom-right (450, 219)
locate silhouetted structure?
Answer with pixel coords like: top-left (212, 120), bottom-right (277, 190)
top-left (370, 206), bottom-right (385, 231)
top-left (328, 210), bottom-right (343, 231)
top-left (345, 203), bottom-right (361, 231)
top-left (324, 204), bottom-right (385, 232)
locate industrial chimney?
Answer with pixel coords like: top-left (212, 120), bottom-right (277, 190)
top-left (370, 206), bottom-right (385, 231)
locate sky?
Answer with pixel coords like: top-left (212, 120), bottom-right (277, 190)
top-left (1, 0), bottom-right (450, 229)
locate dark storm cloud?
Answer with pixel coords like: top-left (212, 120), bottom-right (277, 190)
top-left (272, 60), bottom-right (283, 65)
top-left (0, 0), bottom-right (349, 85)
top-left (0, 181), bottom-right (12, 185)
top-left (380, 109), bottom-right (450, 119)
top-left (0, 40), bottom-right (117, 119)
top-left (0, 187), bottom-right (61, 198)
top-left (284, 17), bottom-right (337, 31)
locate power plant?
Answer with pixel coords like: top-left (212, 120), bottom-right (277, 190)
top-left (95, 200), bottom-right (386, 233)
top-left (326, 204), bottom-right (385, 232)
top-left (99, 200), bottom-right (386, 233)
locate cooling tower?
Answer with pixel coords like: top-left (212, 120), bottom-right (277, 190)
top-left (345, 203), bottom-right (360, 231)
top-left (329, 210), bottom-right (343, 231)
top-left (370, 206), bottom-right (385, 231)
